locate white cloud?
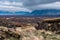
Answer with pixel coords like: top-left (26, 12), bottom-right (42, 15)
top-left (0, 1), bottom-right (31, 12)
top-left (0, 5), bottom-right (31, 12)
top-left (39, 2), bottom-right (60, 8)
top-left (0, 0), bottom-right (60, 12)
top-left (0, 1), bottom-right (23, 6)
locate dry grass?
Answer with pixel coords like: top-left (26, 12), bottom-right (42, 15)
top-left (0, 26), bottom-right (60, 40)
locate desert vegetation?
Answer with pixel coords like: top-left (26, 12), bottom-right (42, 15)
top-left (0, 17), bottom-right (60, 40)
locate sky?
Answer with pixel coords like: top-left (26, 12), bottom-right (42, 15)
top-left (0, 0), bottom-right (60, 12)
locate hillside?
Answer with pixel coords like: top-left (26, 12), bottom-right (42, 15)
top-left (0, 10), bottom-right (29, 15)
top-left (29, 9), bottom-right (60, 16)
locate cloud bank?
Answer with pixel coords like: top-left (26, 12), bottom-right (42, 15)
top-left (0, 0), bottom-right (60, 12)
top-left (27, 2), bottom-right (60, 10)
top-left (0, 1), bottom-right (30, 12)
top-left (22, 0), bottom-right (59, 6)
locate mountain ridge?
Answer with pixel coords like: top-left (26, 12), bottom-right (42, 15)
top-left (30, 9), bottom-right (60, 16)
top-left (0, 9), bottom-right (60, 17)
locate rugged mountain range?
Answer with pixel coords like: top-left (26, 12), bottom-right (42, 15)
top-left (0, 10), bottom-right (29, 15)
top-left (0, 9), bottom-right (60, 17)
top-left (29, 9), bottom-right (60, 16)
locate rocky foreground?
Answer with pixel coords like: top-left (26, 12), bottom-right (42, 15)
top-left (0, 17), bottom-right (60, 40)
top-left (0, 25), bottom-right (60, 40)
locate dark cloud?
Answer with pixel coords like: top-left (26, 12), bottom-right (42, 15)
top-left (22, 0), bottom-right (59, 6)
top-left (1, 0), bottom-right (59, 6)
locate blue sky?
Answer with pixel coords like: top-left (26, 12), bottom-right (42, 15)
top-left (0, 0), bottom-right (60, 12)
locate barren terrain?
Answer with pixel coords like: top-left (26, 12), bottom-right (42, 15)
top-left (0, 17), bottom-right (60, 40)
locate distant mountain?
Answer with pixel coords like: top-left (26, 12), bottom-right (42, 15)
top-left (29, 9), bottom-right (60, 16)
top-left (1, 9), bottom-right (60, 17)
top-left (0, 10), bottom-right (29, 15)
